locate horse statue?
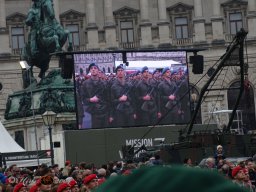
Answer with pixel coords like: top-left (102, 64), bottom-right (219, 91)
top-left (21, 0), bottom-right (73, 80)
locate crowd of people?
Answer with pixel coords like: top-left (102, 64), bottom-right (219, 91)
top-left (0, 145), bottom-right (256, 192)
top-left (75, 63), bottom-right (190, 129)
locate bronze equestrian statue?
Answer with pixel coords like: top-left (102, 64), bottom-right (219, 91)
top-left (21, 0), bottom-right (73, 79)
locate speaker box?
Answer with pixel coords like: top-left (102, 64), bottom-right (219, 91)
top-left (190, 55), bottom-right (204, 74)
top-left (59, 54), bottom-right (74, 79)
top-left (53, 141), bottom-right (61, 148)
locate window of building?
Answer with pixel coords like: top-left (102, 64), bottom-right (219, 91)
top-left (60, 10), bottom-right (85, 50)
top-left (167, 3), bottom-right (193, 45)
top-left (229, 12), bottom-right (242, 35)
top-left (221, 0), bottom-right (248, 37)
top-left (120, 21), bottom-right (134, 43)
top-left (66, 24), bottom-right (80, 46)
top-left (11, 27), bottom-right (25, 49)
top-left (113, 6), bottom-right (139, 48)
top-left (175, 17), bottom-right (188, 39)
top-left (15, 130), bottom-right (25, 149)
top-left (98, 30), bottom-right (105, 43)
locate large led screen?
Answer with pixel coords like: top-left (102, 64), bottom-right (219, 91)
top-left (74, 51), bottom-right (190, 129)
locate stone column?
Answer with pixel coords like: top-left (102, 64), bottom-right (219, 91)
top-left (86, 0), bottom-right (99, 49)
top-left (104, 0), bottom-right (117, 48)
top-left (248, 0), bottom-right (256, 12)
top-left (87, 0), bottom-right (96, 26)
top-left (104, 0), bottom-right (114, 26)
top-left (0, 0), bottom-right (6, 28)
top-left (193, 0), bottom-right (206, 43)
top-left (53, 0), bottom-right (60, 22)
top-left (0, 0), bottom-right (11, 54)
top-left (211, 0), bottom-right (224, 43)
top-left (140, 0), bottom-right (152, 47)
top-left (158, 0), bottom-right (167, 21)
top-left (194, 0), bottom-right (203, 17)
top-left (247, 0), bottom-right (256, 39)
top-left (140, 0), bottom-right (149, 22)
top-left (157, 0), bottom-right (170, 46)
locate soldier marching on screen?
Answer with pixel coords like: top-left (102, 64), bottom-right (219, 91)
top-left (110, 65), bottom-right (136, 127)
top-left (175, 67), bottom-right (191, 123)
top-left (158, 67), bottom-right (179, 125)
top-left (135, 66), bottom-right (161, 126)
top-left (81, 63), bottom-right (109, 128)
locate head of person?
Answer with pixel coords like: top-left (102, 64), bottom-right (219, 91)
top-left (205, 157), bottom-right (215, 169)
top-left (141, 66), bottom-right (149, 79)
top-left (83, 174), bottom-right (98, 190)
top-left (161, 67), bottom-right (171, 78)
top-left (39, 175), bottom-right (53, 192)
top-left (57, 182), bottom-right (70, 192)
top-left (52, 164), bottom-right (59, 173)
top-left (153, 69), bottom-right (161, 78)
top-left (232, 166), bottom-right (245, 181)
top-left (216, 145), bottom-right (223, 153)
top-left (88, 63), bottom-right (99, 76)
top-left (69, 180), bottom-right (79, 192)
top-left (115, 65), bottom-right (125, 78)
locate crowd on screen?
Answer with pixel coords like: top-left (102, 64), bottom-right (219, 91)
top-left (75, 63), bottom-right (191, 129)
top-left (0, 145), bottom-right (256, 192)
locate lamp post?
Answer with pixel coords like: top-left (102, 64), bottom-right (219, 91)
top-left (42, 110), bottom-right (57, 166)
top-left (19, 60), bottom-right (40, 166)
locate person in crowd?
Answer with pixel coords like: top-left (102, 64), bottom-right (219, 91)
top-left (231, 166), bottom-right (251, 190)
top-left (96, 168), bottom-right (106, 185)
top-left (245, 160), bottom-right (256, 186)
top-left (62, 161), bottom-right (72, 179)
top-left (204, 157), bottom-right (216, 169)
top-left (81, 63), bottom-right (109, 128)
top-left (57, 182), bottom-right (70, 192)
top-left (52, 164), bottom-right (61, 178)
top-left (214, 145), bottom-right (226, 164)
top-left (183, 157), bottom-right (193, 167)
top-left (82, 174), bottom-right (98, 192)
top-left (69, 180), bottom-right (80, 192)
top-left (71, 169), bottom-right (83, 187)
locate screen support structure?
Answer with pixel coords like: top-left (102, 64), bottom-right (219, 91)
top-left (184, 29), bottom-right (248, 139)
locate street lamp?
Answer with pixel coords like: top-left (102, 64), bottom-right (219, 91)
top-left (19, 60), bottom-right (40, 166)
top-left (42, 110), bottom-right (57, 166)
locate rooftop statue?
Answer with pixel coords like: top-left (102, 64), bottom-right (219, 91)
top-left (21, 0), bottom-right (73, 79)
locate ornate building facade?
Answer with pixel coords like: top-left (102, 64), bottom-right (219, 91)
top-left (0, 0), bottom-right (256, 166)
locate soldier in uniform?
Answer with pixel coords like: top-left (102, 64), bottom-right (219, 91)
top-left (110, 65), bottom-right (136, 127)
top-left (135, 66), bottom-right (160, 126)
top-left (81, 63), bottom-right (109, 128)
top-left (158, 67), bottom-right (178, 125)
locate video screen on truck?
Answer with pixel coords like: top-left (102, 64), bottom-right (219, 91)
top-left (74, 51), bottom-right (190, 129)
